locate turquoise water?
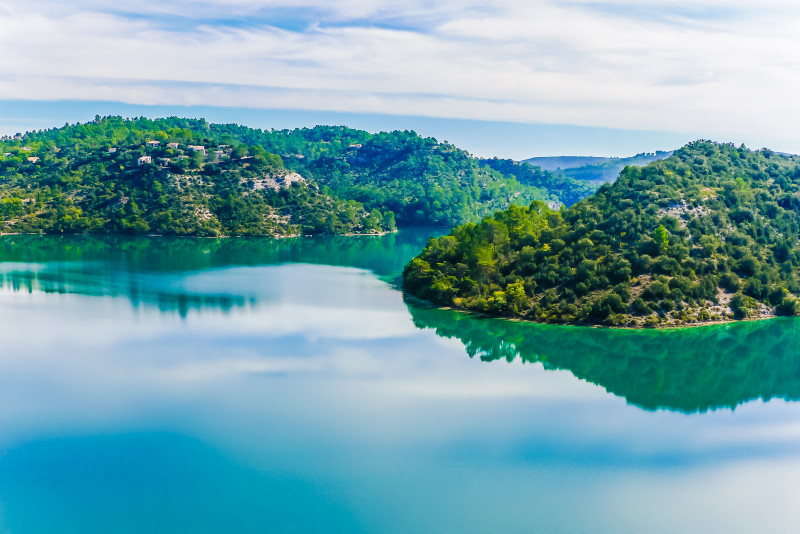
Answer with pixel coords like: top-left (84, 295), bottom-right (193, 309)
top-left (1, 231), bottom-right (800, 533)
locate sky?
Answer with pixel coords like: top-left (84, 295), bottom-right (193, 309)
top-left (0, 0), bottom-right (798, 158)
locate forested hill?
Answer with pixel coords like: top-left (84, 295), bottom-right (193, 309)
top-left (208, 120), bottom-right (590, 222)
top-left (404, 141), bottom-right (800, 328)
top-left (0, 116), bottom-right (591, 236)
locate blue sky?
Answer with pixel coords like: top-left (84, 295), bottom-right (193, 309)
top-left (0, 0), bottom-right (798, 157)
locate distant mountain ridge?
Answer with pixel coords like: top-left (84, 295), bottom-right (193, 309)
top-left (523, 155), bottom-right (618, 171)
top-left (524, 151), bottom-right (674, 183)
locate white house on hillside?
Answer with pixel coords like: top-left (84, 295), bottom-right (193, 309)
top-left (138, 156), bottom-right (152, 166)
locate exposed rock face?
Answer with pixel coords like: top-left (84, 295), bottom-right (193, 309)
top-left (242, 172), bottom-right (306, 191)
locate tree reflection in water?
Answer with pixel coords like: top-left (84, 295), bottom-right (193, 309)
top-left (0, 230), bottom-right (438, 316)
top-left (408, 299), bottom-right (800, 413)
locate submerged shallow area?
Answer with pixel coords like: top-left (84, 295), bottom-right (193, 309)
top-left (1, 231), bottom-right (799, 533)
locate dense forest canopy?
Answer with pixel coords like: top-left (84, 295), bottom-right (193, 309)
top-left (208, 120), bottom-right (590, 223)
top-left (404, 141), bottom-right (800, 327)
top-left (0, 116), bottom-right (593, 236)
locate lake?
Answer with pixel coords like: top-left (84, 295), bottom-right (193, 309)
top-left (1, 230), bottom-right (799, 533)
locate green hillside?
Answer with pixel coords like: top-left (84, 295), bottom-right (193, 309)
top-left (404, 141), bottom-right (800, 327)
top-left (0, 116), bottom-right (593, 236)
top-left (212, 122), bottom-right (589, 223)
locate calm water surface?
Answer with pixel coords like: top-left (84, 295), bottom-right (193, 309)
top-left (1, 231), bottom-right (800, 533)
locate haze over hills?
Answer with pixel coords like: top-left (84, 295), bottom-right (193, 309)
top-left (404, 141), bottom-right (800, 327)
top-left (524, 151), bottom-right (674, 183)
top-left (524, 155), bottom-right (619, 171)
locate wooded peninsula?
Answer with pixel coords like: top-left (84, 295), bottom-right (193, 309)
top-left (404, 141), bottom-right (800, 326)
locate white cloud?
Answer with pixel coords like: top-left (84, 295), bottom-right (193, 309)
top-left (0, 0), bottom-right (799, 149)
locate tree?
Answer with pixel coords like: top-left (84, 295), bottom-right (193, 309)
top-left (654, 225), bottom-right (669, 254)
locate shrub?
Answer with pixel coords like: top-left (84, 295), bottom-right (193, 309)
top-left (631, 298), bottom-right (651, 315)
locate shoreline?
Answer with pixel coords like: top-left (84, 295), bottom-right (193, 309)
top-left (402, 293), bottom-right (783, 331)
top-left (0, 229), bottom-right (399, 239)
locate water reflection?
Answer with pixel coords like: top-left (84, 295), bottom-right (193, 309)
top-left (3, 234), bottom-right (800, 533)
top-left (0, 262), bottom-right (250, 317)
top-left (4, 232), bottom-right (800, 414)
top-left (408, 300), bottom-right (800, 413)
top-left (0, 229), bottom-right (437, 316)
top-left (0, 231), bottom-right (436, 275)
